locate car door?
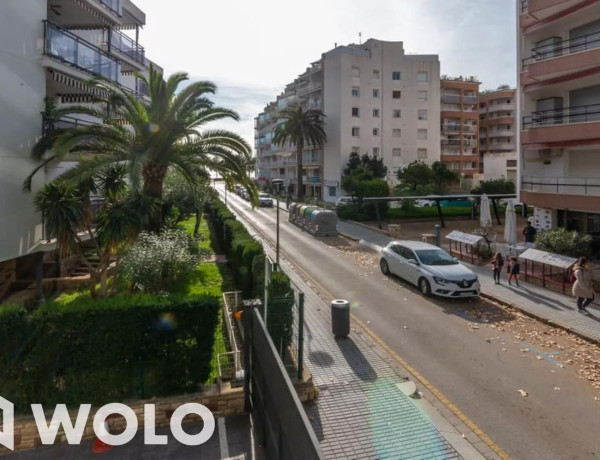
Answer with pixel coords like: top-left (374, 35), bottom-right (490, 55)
top-left (389, 245), bottom-right (411, 280)
top-left (384, 244), bottom-right (402, 276)
top-left (401, 247), bottom-right (421, 285)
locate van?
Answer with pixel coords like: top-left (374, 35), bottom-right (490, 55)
top-left (336, 196), bottom-right (355, 207)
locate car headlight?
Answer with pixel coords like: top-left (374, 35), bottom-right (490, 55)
top-left (433, 276), bottom-right (452, 285)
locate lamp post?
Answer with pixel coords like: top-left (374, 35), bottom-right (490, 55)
top-left (272, 178), bottom-right (284, 269)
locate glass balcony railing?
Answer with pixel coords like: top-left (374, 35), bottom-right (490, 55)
top-left (97, 0), bottom-right (122, 16)
top-left (42, 113), bottom-right (101, 136)
top-left (44, 21), bottom-right (121, 82)
top-left (105, 28), bottom-right (145, 65)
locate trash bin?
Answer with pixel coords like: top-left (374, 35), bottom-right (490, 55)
top-left (331, 299), bottom-right (350, 338)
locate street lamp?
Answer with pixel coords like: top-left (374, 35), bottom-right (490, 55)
top-left (272, 178), bottom-right (284, 269)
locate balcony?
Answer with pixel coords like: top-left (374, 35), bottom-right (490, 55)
top-left (488, 103), bottom-right (514, 113)
top-left (105, 28), bottom-right (145, 66)
top-left (488, 129), bottom-right (514, 137)
top-left (521, 176), bottom-right (600, 211)
top-left (43, 21), bottom-right (120, 82)
top-left (487, 142), bottom-right (515, 150)
top-left (522, 103), bottom-right (600, 145)
top-left (521, 31), bottom-right (600, 80)
top-left (97, 0), bottom-right (122, 16)
top-left (463, 95), bottom-right (477, 104)
top-left (441, 94), bottom-right (461, 104)
top-left (297, 82), bottom-right (322, 96)
top-left (42, 114), bottom-right (101, 136)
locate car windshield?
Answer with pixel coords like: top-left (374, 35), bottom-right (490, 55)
top-left (415, 249), bottom-right (458, 266)
top-left (259, 194), bottom-right (269, 198)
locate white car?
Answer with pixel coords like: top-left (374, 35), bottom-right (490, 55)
top-left (379, 240), bottom-right (480, 298)
top-left (336, 196), bottom-right (356, 207)
top-left (258, 193), bottom-right (273, 207)
top-left (414, 199), bottom-right (435, 207)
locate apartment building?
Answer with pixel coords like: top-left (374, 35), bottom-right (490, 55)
top-left (0, 0), bottom-right (158, 297)
top-left (479, 87), bottom-right (517, 182)
top-left (519, 0), bottom-right (600, 252)
top-left (255, 39), bottom-right (441, 203)
top-left (439, 76), bottom-right (480, 186)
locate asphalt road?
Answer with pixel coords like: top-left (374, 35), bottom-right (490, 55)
top-left (221, 188), bottom-right (600, 460)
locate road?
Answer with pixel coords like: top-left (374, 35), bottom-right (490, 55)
top-left (220, 188), bottom-right (600, 460)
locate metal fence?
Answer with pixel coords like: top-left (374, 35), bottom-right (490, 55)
top-left (243, 305), bottom-right (323, 460)
top-left (218, 291), bottom-right (244, 384)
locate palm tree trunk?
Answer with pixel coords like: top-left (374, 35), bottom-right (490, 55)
top-left (296, 143), bottom-right (304, 202)
top-left (143, 163), bottom-right (168, 232)
top-left (194, 208), bottom-right (201, 236)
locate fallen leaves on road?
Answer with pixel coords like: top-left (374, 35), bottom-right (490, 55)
top-left (518, 389), bottom-right (528, 397)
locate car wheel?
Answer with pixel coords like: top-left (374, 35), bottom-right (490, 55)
top-left (419, 277), bottom-right (432, 296)
top-left (380, 258), bottom-right (390, 275)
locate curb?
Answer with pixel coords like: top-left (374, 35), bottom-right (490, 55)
top-left (346, 219), bottom-right (391, 236)
top-left (338, 232), bottom-right (361, 242)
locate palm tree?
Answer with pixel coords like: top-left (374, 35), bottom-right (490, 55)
top-left (273, 104), bottom-right (326, 202)
top-left (26, 66), bottom-right (255, 231)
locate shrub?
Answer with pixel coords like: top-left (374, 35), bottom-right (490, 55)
top-left (0, 295), bottom-right (220, 412)
top-left (267, 271), bottom-right (294, 357)
top-left (120, 230), bottom-right (203, 293)
top-left (535, 227), bottom-right (593, 258)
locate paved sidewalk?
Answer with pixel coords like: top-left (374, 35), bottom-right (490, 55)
top-left (337, 220), bottom-right (600, 343)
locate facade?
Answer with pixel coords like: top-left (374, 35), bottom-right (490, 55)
top-left (255, 39), bottom-right (441, 203)
top-left (479, 88), bottom-right (517, 182)
top-left (519, 0), bottom-right (600, 252)
top-left (439, 76), bottom-right (480, 184)
top-left (0, 0), bottom-right (158, 296)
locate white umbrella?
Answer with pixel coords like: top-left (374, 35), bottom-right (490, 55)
top-left (504, 201), bottom-right (517, 245)
top-left (480, 193), bottom-right (492, 229)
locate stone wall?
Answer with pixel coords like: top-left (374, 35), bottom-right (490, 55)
top-left (0, 259), bottom-right (16, 299)
top-left (0, 385), bottom-right (244, 456)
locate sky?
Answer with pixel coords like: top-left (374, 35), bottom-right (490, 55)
top-left (137, 0), bottom-right (517, 151)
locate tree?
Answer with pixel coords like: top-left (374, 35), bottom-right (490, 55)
top-left (26, 66), bottom-right (255, 231)
top-left (471, 178), bottom-right (516, 195)
top-left (34, 165), bottom-right (140, 297)
top-left (273, 104), bottom-right (326, 202)
top-left (344, 152), bottom-right (387, 179)
top-left (431, 161), bottom-right (459, 194)
top-left (396, 161), bottom-right (435, 192)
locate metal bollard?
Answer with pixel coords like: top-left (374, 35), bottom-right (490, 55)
top-left (434, 224), bottom-right (441, 247)
top-left (331, 299), bottom-right (350, 339)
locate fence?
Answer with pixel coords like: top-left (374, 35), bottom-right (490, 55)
top-left (243, 304), bottom-right (323, 460)
top-left (218, 291), bottom-right (244, 384)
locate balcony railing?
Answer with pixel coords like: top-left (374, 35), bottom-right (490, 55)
top-left (97, 0), bottom-right (122, 16)
top-left (105, 28), bottom-right (145, 65)
top-left (463, 96), bottom-right (477, 104)
top-left (521, 0), bottom-right (528, 13)
top-left (42, 114), bottom-right (101, 136)
top-left (523, 103), bottom-right (600, 128)
top-left (44, 21), bottom-right (120, 82)
top-left (522, 176), bottom-right (600, 196)
top-left (522, 31), bottom-right (600, 70)
top-left (441, 94), bottom-right (461, 104)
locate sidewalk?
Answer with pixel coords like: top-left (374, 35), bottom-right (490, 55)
top-left (337, 220), bottom-right (600, 344)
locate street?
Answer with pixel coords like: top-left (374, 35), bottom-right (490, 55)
top-left (220, 188), bottom-right (600, 460)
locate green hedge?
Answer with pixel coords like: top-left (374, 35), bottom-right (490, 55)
top-left (386, 206), bottom-right (472, 219)
top-left (0, 295), bottom-right (219, 413)
top-left (205, 198), bottom-right (263, 298)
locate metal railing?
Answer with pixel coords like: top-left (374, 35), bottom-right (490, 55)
top-left (44, 20), bottom-right (121, 82)
top-left (219, 291), bottom-right (244, 383)
top-left (522, 30), bottom-right (600, 69)
top-left (97, 0), bottom-right (122, 16)
top-left (523, 102), bottom-right (600, 128)
top-left (521, 0), bottom-right (528, 13)
top-left (42, 113), bottom-right (102, 136)
top-left (105, 28), bottom-right (145, 65)
top-left (522, 176), bottom-right (600, 196)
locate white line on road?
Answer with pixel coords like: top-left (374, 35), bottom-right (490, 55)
top-left (218, 417), bottom-right (229, 459)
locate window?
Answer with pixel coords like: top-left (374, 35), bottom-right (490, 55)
top-left (418, 110), bottom-right (427, 120)
top-left (373, 147), bottom-right (379, 157)
top-left (352, 107), bottom-right (360, 117)
top-left (352, 127), bottom-right (360, 137)
top-left (351, 146), bottom-right (360, 154)
top-left (352, 87), bottom-right (360, 97)
top-left (373, 108), bottom-right (380, 117)
top-left (392, 129), bottom-right (401, 138)
top-left (373, 89), bottom-right (380, 98)
top-left (373, 128), bottom-right (379, 136)
top-left (328, 186), bottom-right (336, 197)
top-left (418, 148), bottom-right (427, 159)
top-left (352, 66), bottom-right (360, 77)
top-left (418, 129), bottom-right (428, 140)
top-left (392, 91), bottom-right (401, 99)
top-left (417, 90), bottom-right (428, 101)
top-left (279, 168), bottom-right (285, 175)
top-left (392, 110), bottom-right (401, 118)
top-left (392, 148), bottom-right (401, 157)
top-left (392, 71), bottom-right (401, 80)
top-left (373, 69), bottom-right (380, 79)
top-left (507, 160), bottom-right (517, 167)
top-left (417, 71), bottom-right (428, 82)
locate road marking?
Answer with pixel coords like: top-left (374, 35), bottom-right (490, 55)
top-left (218, 417), bottom-right (229, 459)
top-left (218, 188), bottom-right (511, 459)
top-left (520, 344), bottom-right (565, 366)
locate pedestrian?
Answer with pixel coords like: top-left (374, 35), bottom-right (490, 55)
top-left (572, 256), bottom-right (595, 315)
top-left (491, 252), bottom-right (504, 284)
top-left (286, 194), bottom-right (291, 210)
top-left (508, 256), bottom-right (520, 286)
top-left (523, 221), bottom-right (537, 246)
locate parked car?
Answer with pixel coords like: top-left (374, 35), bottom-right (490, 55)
top-left (414, 199), bottom-right (435, 207)
top-left (336, 196), bottom-right (356, 207)
top-left (379, 240), bottom-right (480, 298)
top-left (258, 193), bottom-right (273, 207)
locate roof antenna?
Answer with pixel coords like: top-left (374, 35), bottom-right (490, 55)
top-left (359, 32), bottom-right (362, 44)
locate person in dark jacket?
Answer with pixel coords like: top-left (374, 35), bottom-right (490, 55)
top-left (508, 256), bottom-right (520, 286)
top-left (523, 221), bottom-right (537, 244)
top-left (491, 252), bottom-right (504, 284)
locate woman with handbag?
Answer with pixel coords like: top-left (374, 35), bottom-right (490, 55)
top-left (572, 256), bottom-right (595, 315)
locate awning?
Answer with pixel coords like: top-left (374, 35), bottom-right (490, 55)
top-left (445, 231), bottom-right (484, 245)
top-left (518, 248), bottom-right (577, 269)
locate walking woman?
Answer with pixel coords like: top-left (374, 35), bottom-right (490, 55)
top-left (572, 256), bottom-right (595, 315)
top-left (491, 252), bottom-right (504, 284)
top-left (508, 256), bottom-right (520, 287)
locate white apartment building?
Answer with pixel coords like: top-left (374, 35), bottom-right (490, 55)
top-left (255, 39), bottom-right (441, 203)
top-left (0, 0), bottom-right (159, 298)
top-left (519, 0), bottom-right (600, 255)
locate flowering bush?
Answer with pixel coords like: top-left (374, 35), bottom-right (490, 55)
top-left (120, 230), bottom-right (202, 293)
